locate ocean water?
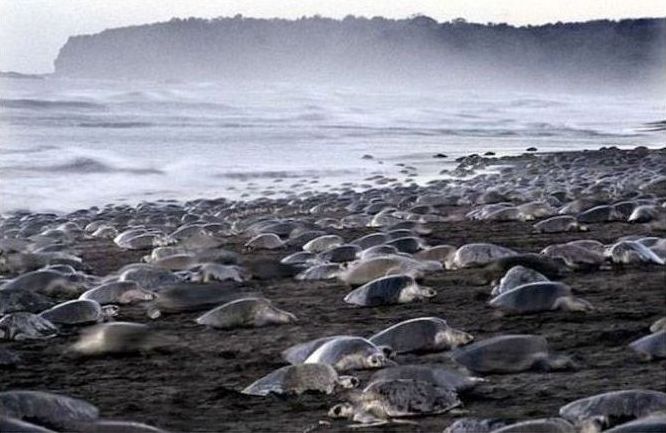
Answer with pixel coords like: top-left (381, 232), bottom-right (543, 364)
top-left (0, 78), bottom-right (663, 213)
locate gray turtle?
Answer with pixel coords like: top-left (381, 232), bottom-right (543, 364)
top-left (444, 418), bottom-right (511, 433)
top-left (188, 263), bottom-right (248, 283)
top-left (145, 282), bottom-right (256, 319)
top-left (414, 245), bottom-right (457, 263)
top-left (295, 263), bottom-right (342, 281)
top-left (369, 365), bottom-right (484, 392)
top-left (344, 274), bottom-right (436, 307)
top-left (1, 269), bottom-right (84, 297)
top-left (491, 418), bottom-right (575, 433)
top-left (447, 243), bottom-right (517, 270)
top-left (39, 299), bottom-right (118, 326)
top-left (385, 237), bottom-right (424, 254)
top-left (319, 245), bottom-right (362, 263)
top-left (118, 265), bottom-right (181, 291)
top-left (0, 289), bottom-right (54, 315)
top-left (534, 216), bottom-right (587, 234)
top-left (303, 235), bottom-right (344, 253)
top-left (357, 244), bottom-right (399, 260)
top-left (0, 416), bottom-right (57, 433)
top-left (0, 390), bottom-right (99, 431)
top-left (603, 414), bottom-right (666, 433)
top-left (0, 313), bottom-right (58, 340)
top-left (628, 330), bottom-right (666, 361)
top-left (491, 265), bottom-right (550, 296)
top-left (351, 233), bottom-right (389, 250)
top-left (243, 233), bottom-right (285, 251)
top-left (338, 255), bottom-right (439, 286)
top-left (79, 281), bottom-right (155, 305)
top-left (489, 282), bottom-right (593, 314)
top-left (71, 322), bottom-right (173, 356)
top-left (328, 379), bottom-right (461, 427)
top-left (452, 334), bottom-right (575, 374)
top-left (241, 363), bottom-right (359, 396)
top-left (281, 335), bottom-right (396, 364)
top-left (369, 317), bottom-right (473, 354)
top-left (605, 241), bottom-right (665, 265)
top-left (304, 336), bottom-right (394, 371)
top-left (577, 205), bottom-right (621, 223)
top-left (196, 297), bottom-right (297, 329)
top-left (559, 389), bottom-right (666, 432)
top-left (541, 244), bottom-right (605, 270)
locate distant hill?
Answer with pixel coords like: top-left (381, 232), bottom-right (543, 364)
top-left (53, 16), bottom-right (666, 89)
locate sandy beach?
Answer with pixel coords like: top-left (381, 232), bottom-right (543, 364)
top-left (1, 147), bottom-right (665, 432)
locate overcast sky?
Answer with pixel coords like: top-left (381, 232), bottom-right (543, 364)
top-left (1, 0), bottom-right (665, 73)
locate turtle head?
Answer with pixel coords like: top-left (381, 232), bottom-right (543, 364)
top-left (101, 305), bottom-right (119, 319)
top-left (337, 375), bottom-right (360, 389)
top-left (364, 353), bottom-right (395, 369)
top-left (420, 286), bottom-right (438, 300)
top-left (377, 345), bottom-right (396, 359)
top-left (436, 327), bottom-right (474, 349)
top-left (328, 403), bottom-right (354, 419)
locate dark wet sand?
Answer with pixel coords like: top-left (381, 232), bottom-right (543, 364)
top-left (1, 216), bottom-right (664, 432)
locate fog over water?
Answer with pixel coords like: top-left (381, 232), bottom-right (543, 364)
top-left (1, 77), bottom-right (664, 213)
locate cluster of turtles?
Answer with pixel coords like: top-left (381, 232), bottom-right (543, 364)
top-left (0, 146), bottom-right (665, 432)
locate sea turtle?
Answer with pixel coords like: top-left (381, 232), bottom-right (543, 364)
top-left (343, 274), bottom-right (436, 307)
top-left (145, 282), bottom-right (256, 319)
top-left (452, 334), bottom-right (576, 373)
top-left (534, 216), bottom-right (587, 234)
top-left (577, 205), bottom-right (621, 223)
top-left (446, 243), bottom-right (517, 270)
top-left (188, 263), bottom-right (247, 283)
top-left (282, 335), bottom-right (394, 365)
top-left (443, 418), bottom-right (511, 433)
top-left (304, 336), bottom-right (395, 371)
top-left (490, 418), bottom-right (575, 433)
top-left (482, 254), bottom-right (570, 283)
top-left (338, 255), bottom-right (440, 285)
top-left (0, 288), bottom-right (54, 315)
top-left (350, 233), bottom-right (389, 250)
top-left (369, 317), bottom-right (473, 353)
top-left (414, 245), bottom-right (457, 264)
top-left (303, 235), bottom-right (344, 253)
top-left (39, 299), bottom-right (118, 325)
top-left (328, 379), bottom-right (461, 427)
top-left (541, 244), bottom-right (605, 270)
top-left (628, 330), bottom-right (666, 361)
top-left (559, 389), bottom-right (666, 432)
top-left (79, 281), bottom-right (155, 305)
top-left (605, 240), bottom-right (665, 265)
top-left (0, 390), bottom-right (99, 431)
top-left (385, 237), bottom-right (424, 254)
top-left (118, 265), bottom-right (181, 291)
top-left (1, 269), bottom-right (84, 297)
top-left (369, 365), bottom-right (484, 392)
top-left (491, 265), bottom-right (550, 296)
top-left (356, 245), bottom-right (400, 260)
top-left (295, 263), bottom-right (342, 281)
top-left (70, 322), bottom-right (173, 356)
top-left (196, 297), bottom-right (297, 329)
top-left (0, 313), bottom-right (58, 340)
top-left (318, 245), bottom-right (362, 263)
top-left (603, 414), bottom-right (666, 433)
top-left (241, 363), bottom-right (359, 396)
top-left (243, 233), bottom-right (285, 251)
top-left (489, 282), bottom-right (593, 314)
